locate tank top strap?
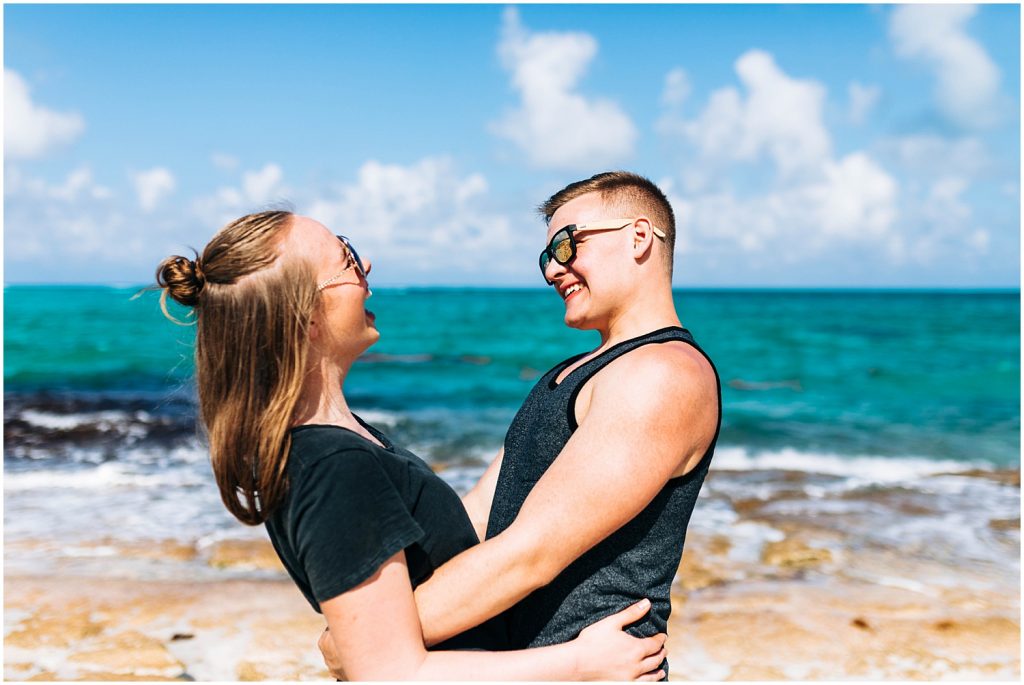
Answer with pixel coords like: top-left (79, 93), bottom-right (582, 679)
top-left (559, 326), bottom-right (693, 385)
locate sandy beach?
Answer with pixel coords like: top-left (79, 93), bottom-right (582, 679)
top-left (5, 467), bottom-right (1019, 681)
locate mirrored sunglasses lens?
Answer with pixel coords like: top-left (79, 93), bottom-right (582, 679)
top-left (553, 236), bottom-right (573, 263)
top-left (339, 235), bottom-right (365, 275)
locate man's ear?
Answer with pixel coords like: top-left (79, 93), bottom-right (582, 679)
top-left (632, 217), bottom-right (656, 258)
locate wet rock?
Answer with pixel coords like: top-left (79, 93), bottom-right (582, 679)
top-left (676, 554), bottom-right (728, 591)
top-left (989, 517), bottom-right (1020, 532)
top-left (727, 664), bottom-right (788, 680)
top-left (207, 540), bottom-right (285, 571)
top-left (236, 661), bottom-right (266, 681)
top-left (950, 469), bottom-right (1020, 487)
top-left (851, 617), bottom-right (872, 631)
top-left (761, 538), bottom-right (833, 569)
top-left (67, 630), bottom-right (184, 677)
top-left (72, 673), bottom-right (182, 681)
top-left (6, 610), bottom-right (105, 648)
top-left (707, 535), bottom-right (732, 556)
top-left (83, 538), bottom-right (198, 563)
top-left (732, 498), bottom-right (766, 516)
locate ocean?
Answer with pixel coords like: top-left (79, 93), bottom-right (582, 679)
top-left (3, 286), bottom-right (1020, 582)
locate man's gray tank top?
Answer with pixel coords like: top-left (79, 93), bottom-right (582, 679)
top-left (486, 326), bottom-right (720, 670)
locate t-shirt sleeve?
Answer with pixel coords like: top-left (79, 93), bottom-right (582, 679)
top-left (291, 448), bottom-right (425, 606)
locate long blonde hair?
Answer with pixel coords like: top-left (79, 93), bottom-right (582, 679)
top-left (156, 210), bottom-right (319, 524)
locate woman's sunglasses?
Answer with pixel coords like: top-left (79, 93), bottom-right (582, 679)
top-left (317, 235), bottom-right (367, 291)
top-left (538, 219), bottom-right (666, 285)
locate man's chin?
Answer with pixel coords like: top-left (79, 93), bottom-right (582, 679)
top-left (563, 313), bottom-right (597, 331)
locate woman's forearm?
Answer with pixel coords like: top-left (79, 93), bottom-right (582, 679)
top-left (410, 643), bottom-right (580, 681)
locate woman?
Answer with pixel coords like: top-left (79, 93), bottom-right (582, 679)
top-left (157, 210), bottom-right (667, 680)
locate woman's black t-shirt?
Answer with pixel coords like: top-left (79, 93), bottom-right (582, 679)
top-left (264, 419), bottom-right (507, 650)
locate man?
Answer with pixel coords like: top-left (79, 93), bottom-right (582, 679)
top-left (321, 170), bottom-right (720, 676)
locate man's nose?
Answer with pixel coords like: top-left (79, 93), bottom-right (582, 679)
top-left (544, 256), bottom-right (566, 285)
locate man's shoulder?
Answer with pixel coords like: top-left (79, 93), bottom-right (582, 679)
top-left (595, 338), bottom-right (716, 400)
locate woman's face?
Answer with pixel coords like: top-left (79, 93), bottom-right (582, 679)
top-left (288, 216), bottom-right (378, 360)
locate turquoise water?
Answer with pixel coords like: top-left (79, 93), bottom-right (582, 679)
top-left (4, 286), bottom-right (1020, 466)
top-left (3, 284), bottom-right (1019, 563)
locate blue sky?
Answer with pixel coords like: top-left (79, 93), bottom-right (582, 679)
top-left (4, 4), bottom-right (1020, 287)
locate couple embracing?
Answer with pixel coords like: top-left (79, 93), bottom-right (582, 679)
top-left (157, 171), bottom-right (721, 680)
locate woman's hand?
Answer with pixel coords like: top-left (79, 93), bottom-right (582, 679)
top-left (572, 599), bottom-right (668, 681)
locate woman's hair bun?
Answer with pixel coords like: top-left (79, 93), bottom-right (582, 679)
top-left (156, 254), bottom-right (206, 307)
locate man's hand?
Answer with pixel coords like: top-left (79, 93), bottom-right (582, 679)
top-left (317, 627), bottom-right (347, 680)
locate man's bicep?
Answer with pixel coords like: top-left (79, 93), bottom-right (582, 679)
top-left (504, 356), bottom-right (710, 573)
top-left (504, 396), bottom-right (685, 573)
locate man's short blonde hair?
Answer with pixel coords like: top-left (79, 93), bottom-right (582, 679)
top-left (539, 171), bottom-right (676, 275)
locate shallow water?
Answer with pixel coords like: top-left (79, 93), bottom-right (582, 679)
top-left (4, 286), bottom-right (1020, 582)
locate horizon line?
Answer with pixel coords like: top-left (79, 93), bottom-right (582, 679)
top-left (4, 282), bottom-right (1021, 293)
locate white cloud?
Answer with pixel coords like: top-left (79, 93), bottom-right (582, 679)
top-left (6, 165), bottom-right (111, 202)
top-left (306, 157), bottom-right (515, 272)
top-left (242, 163), bottom-right (285, 204)
top-left (902, 175), bottom-right (987, 262)
top-left (490, 7), bottom-right (636, 170)
top-left (131, 167), bottom-right (176, 212)
top-left (192, 163), bottom-right (289, 226)
top-left (657, 50), bottom-right (902, 261)
top-left (661, 68), bottom-right (691, 108)
top-left (926, 176), bottom-right (971, 224)
top-left (677, 154), bottom-right (900, 256)
top-left (4, 166), bottom-right (129, 262)
top-left (878, 134), bottom-right (990, 179)
top-left (661, 50), bottom-right (831, 179)
top-left (4, 69), bottom-right (85, 159)
top-left (889, 5), bottom-right (1001, 129)
top-left (811, 153), bottom-right (899, 239)
top-left (847, 82), bottom-right (881, 125)
top-left (874, 134), bottom-right (999, 264)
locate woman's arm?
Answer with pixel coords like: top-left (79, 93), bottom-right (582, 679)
top-left (460, 448), bottom-right (503, 542)
top-left (320, 548), bottom-right (666, 681)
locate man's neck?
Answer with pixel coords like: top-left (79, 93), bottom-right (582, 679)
top-left (597, 285), bottom-right (681, 349)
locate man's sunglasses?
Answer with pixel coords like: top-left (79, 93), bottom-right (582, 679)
top-left (538, 218), bottom-right (667, 285)
top-left (317, 235), bottom-right (367, 291)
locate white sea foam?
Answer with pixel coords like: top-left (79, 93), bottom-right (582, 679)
top-left (3, 461), bottom-right (206, 491)
top-left (18, 409), bottom-right (152, 431)
top-left (353, 409), bottom-right (401, 427)
top-left (711, 445), bottom-right (990, 482)
top-left (726, 520), bottom-right (786, 564)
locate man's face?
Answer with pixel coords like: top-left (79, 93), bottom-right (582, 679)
top-left (543, 192), bottom-right (631, 331)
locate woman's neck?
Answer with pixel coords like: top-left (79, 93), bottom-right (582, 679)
top-left (292, 358), bottom-right (382, 445)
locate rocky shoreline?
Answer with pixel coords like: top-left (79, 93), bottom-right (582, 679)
top-left (5, 468), bottom-right (1019, 681)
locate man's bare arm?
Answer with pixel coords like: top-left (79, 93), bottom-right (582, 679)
top-left (414, 345), bottom-right (718, 646)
